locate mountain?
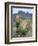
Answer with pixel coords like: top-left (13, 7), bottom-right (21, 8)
top-left (13, 11), bottom-right (32, 19)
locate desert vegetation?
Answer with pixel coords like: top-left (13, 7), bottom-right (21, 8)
top-left (12, 15), bottom-right (32, 37)
top-left (11, 11), bottom-right (32, 38)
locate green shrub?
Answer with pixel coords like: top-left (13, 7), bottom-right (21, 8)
top-left (20, 29), bottom-right (28, 36)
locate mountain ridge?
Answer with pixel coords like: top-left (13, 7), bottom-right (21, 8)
top-left (12, 11), bottom-right (32, 19)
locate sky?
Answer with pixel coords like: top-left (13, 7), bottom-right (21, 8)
top-left (12, 8), bottom-right (32, 14)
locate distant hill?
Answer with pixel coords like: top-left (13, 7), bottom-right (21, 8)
top-left (13, 11), bottom-right (32, 19)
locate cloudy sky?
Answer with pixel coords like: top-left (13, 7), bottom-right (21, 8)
top-left (12, 8), bottom-right (33, 14)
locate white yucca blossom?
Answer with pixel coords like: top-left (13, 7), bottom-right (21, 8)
top-left (20, 20), bottom-right (27, 29)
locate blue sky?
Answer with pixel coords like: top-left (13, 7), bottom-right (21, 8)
top-left (12, 8), bottom-right (32, 14)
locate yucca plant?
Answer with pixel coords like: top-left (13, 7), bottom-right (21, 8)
top-left (16, 21), bottom-right (20, 28)
top-left (20, 28), bottom-right (28, 36)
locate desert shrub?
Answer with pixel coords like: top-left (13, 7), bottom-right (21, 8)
top-left (16, 21), bottom-right (20, 28)
top-left (20, 29), bottom-right (28, 36)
